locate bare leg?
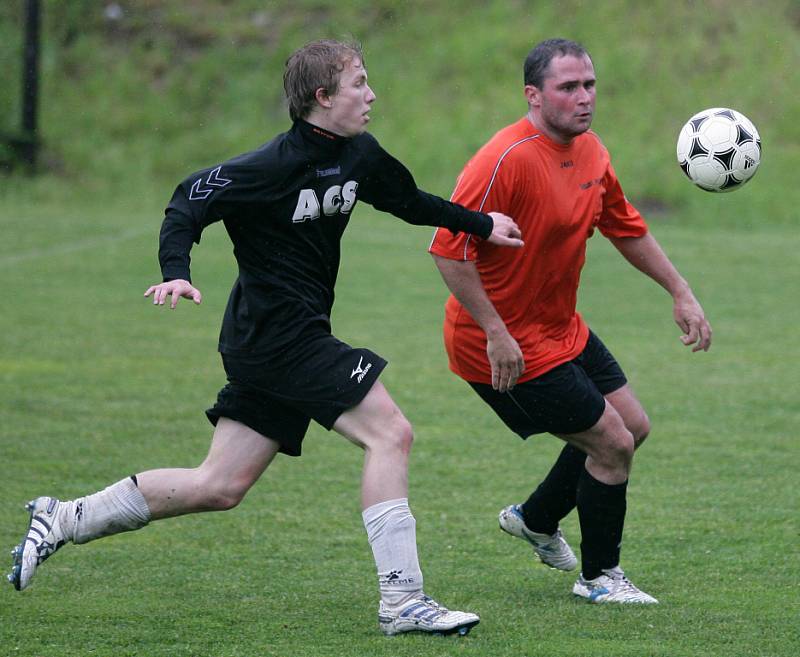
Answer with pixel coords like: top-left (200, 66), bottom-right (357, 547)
top-left (550, 403), bottom-right (634, 578)
top-left (333, 380), bottom-right (412, 509)
top-left (558, 400), bottom-right (634, 485)
top-left (515, 386), bottom-right (652, 587)
top-left (10, 418), bottom-right (280, 591)
top-left (137, 417), bottom-right (281, 519)
top-left (334, 381), bottom-right (481, 631)
top-left (334, 381), bottom-right (423, 606)
top-left (521, 383), bottom-right (650, 531)
top-left (604, 384), bottom-right (650, 449)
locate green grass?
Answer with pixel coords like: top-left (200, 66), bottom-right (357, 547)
top-left (0, 206), bottom-right (797, 656)
top-left (1, 1), bottom-right (799, 655)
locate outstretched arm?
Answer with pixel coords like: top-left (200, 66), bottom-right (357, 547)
top-left (609, 232), bottom-right (712, 352)
top-left (357, 135), bottom-right (523, 247)
top-left (432, 254), bottom-right (525, 392)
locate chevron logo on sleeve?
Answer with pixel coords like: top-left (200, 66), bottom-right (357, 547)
top-left (189, 166), bottom-right (232, 200)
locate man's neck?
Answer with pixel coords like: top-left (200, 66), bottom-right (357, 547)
top-left (526, 110), bottom-right (573, 146)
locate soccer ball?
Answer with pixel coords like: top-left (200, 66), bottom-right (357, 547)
top-left (676, 107), bottom-right (761, 192)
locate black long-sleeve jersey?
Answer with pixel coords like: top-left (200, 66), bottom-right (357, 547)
top-left (158, 119), bottom-right (493, 361)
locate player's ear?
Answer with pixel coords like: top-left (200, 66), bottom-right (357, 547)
top-left (524, 85), bottom-right (541, 108)
top-left (315, 87), bottom-right (334, 109)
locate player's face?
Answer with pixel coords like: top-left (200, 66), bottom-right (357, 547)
top-left (526, 54), bottom-right (596, 144)
top-left (324, 58), bottom-right (376, 137)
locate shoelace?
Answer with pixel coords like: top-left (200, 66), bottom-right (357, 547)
top-left (605, 572), bottom-right (650, 599)
top-left (417, 596), bottom-right (449, 617)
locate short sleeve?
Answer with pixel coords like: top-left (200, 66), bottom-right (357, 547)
top-left (428, 149), bottom-right (518, 261)
top-left (597, 162), bottom-right (649, 238)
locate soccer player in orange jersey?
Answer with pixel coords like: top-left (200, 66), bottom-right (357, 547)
top-left (430, 38), bottom-right (712, 604)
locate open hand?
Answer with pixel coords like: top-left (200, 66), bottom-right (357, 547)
top-left (144, 279), bottom-right (202, 309)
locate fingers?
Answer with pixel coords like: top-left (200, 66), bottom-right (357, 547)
top-left (501, 222), bottom-right (522, 240)
top-left (146, 285), bottom-right (174, 305)
top-left (497, 370), bottom-right (517, 393)
top-left (679, 318), bottom-right (712, 352)
top-left (500, 369), bottom-right (515, 393)
top-left (160, 286), bottom-right (173, 307)
top-left (493, 366), bottom-right (512, 393)
top-left (502, 222), bottom-right (522, 239)
top-left (675, 295), bottom-right (711, 353)
top-left (487, 331), bottom-right (524, 392)
top-left (143, 281), bottom-right (201, 309)
top-left (680, 323), bottom-right (699, 348)
top-left (487, 213), bottom-right (524, 247)
top-left (693, 320), bottom-right (712, 352)
top-left (493, 235), bottom-right (525, 248)
top-left (171, 285), bottom-right (201, 308)
top-left (491, 357), bottom-right (525, 393)
top-left (505, 236), bottom-right (525, 247)
top-left (486, 231), bottom-right (525, 249)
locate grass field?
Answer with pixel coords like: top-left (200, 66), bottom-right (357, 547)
top-left (1, 202), bottom-right (797, 656)
top-left (1, 1), bottom-right (799, 655)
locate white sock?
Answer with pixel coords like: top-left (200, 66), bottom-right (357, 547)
top-left (61, 477), bottom-right (151, 544)
top-left (362, 498), bottom-right (424, 609)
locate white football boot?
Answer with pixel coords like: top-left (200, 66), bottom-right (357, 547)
top-left (378, 594), bottom-right (480, 636)
top-left (8, 497), bottom-right (70, 591)
top-left (498, 504), bottom-right (577, 571)
top-left (573, 566), bottom-right (658, 604)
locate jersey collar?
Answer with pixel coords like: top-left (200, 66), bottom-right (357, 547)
top-left (523, 116), bottom-right (575, 152)
top-left (292, 119), bottom-right (350, 158)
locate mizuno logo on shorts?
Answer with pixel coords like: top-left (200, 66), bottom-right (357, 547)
top-left (351, 356), bottom-right (372, 383)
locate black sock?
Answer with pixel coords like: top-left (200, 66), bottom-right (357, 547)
top-left (521, 444), bottom-right (587, 535)
top-left (576, 467), bottom-right (627, 580)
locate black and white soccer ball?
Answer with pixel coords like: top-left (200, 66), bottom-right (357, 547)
top-left (676, 107), bottom-right (761, 192)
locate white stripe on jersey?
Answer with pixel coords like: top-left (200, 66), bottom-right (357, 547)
top-left (429, 134), bottom-right (540, 260)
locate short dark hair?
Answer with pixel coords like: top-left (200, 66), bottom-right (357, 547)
top-left (283, 40), bottom-right (364, 121)
top-left (523, 38), bottom-right (591, 88)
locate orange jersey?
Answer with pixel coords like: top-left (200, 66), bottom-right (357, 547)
top-left (429, 117), bottom-right (648, 384)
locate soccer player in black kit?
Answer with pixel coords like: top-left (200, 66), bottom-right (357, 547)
top-left (8, 41), bottom-right (523, 636)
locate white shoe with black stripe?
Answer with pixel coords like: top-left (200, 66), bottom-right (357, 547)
top-left (378, 594), bottom-right (479, 636)
top-left (573, 566), bottom-right (658, 604)
top-left (498, 504), bottom-right (577, 571)
top-left (8, 497), bottom-right (69, 591)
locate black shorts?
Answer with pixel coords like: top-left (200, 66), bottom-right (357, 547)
top-left (469, 331), bottom-right (627, 438)
top-left (205, 336), bottom-right (387, 457)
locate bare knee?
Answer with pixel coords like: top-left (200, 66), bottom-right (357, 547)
top-left (194, 467), bottom-right (254, 511)
top-left (624, 406), bottom-right (650, 449)
top-left (360, 408), bottom-right (414, 458)
top-left (382, 413), bottom-right (414, 455)
top-left (607, 386), bottom-right (650, 449)
top-left (592, 428), bottom-right (635, 473)
top-left (633, 414), bottom-right (651, 449)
